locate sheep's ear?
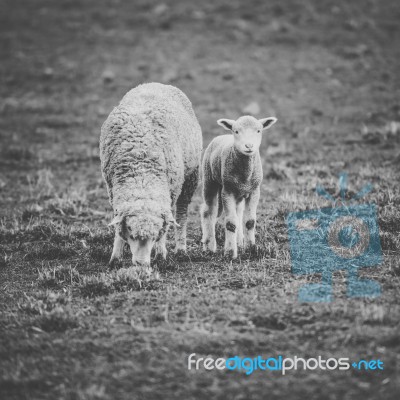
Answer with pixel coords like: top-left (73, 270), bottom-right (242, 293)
top-left (168, 214), bottom-right (180, 228)
top-left (259, 117), bottom-right (277, 131)
top-left (163, 211), bottom-right (180, 228)
top-left (170, 218), bottom-right (180, 228)
top-left (108, 215), bottom-right (123, 226)
top-left (217, 119), bottom-right (235, 131)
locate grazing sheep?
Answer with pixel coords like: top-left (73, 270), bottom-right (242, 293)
top-left (200, 115), bottom-right (277, 258)
top-left (100, 83), bottom-right (202, 266)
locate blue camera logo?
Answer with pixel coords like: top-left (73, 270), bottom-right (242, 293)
top-left (287, 173), bottom-right (382, 302)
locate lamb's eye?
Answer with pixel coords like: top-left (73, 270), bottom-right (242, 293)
top-left (235, 130), bottom-right (239, 134)
top-left (257, 130), bottom-right (261, 133)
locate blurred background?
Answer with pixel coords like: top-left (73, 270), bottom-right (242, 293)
top-left (1, 0), bottom-right (399, 190)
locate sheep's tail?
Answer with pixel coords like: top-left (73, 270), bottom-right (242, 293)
top-left (217, 187), bottom-right (223, 218)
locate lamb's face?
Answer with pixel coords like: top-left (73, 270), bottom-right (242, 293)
top-left (232, 116), bottom-right (263, 156)
top-left (217, 115), bottom-right (277, 156)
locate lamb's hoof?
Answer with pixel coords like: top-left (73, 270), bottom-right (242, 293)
top-left (175, 241), bottom-right (187, 252)
top-left (202, 250), bottom-right (217, 261)
top-left (108, 258), bottom-right (123, 270)
top-left (202, 240), bottom-right (216, 253)
top-left (224, 249), bottom-right (237, 260)
top-left (175, 249), bottom-right (187, 260)
top-left (245, 244), bottom-right (257, 254)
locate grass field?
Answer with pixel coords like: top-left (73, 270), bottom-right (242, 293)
top-left (1, 0), bottom-right (400, 399)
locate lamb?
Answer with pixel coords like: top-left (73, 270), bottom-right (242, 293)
top-left (100, 83), bottom-right (202, 266)
top-left (200, 115), bottom-right (277, 258)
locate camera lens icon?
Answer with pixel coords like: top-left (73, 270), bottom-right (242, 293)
top-left (287, 203), bottom-right (382, 302)
top-left (327, 216), bottom-right (370, 259)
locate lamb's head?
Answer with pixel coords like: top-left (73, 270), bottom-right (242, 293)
top-left (217, 115), bottom-right (277, 156)
top-left (110, 201), bottom-right (174, 265)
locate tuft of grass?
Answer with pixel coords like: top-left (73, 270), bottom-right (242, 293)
top-left (0, 145), bottom-right (35, 162)
top-left (357, 304), bottom-right (387, 325)
top-left (27, 168), bottom-right (55, 199)
top-left (44, 187), bottom-right (90, 217)
top-left (33, 309), bottom-right (79, 333)
top-left (19, 291), bottom-right (79, 333)
top-left (21, 204), bottom-right (44, 222)
top-left (19, 290), bottom-right (71, 315)
top-left (79, 277), bottom-right (112, 298)
top-left (37, 264), bottom-right (81, 289)
top-left (0, 221), bottom-right (63, 245)
top-left (251, 313), bottom-right (287, 330)
top-left (25, 242), bottom-right (78, 261)
top-left (79, 267), bottom-right (162, 298)
top-left (0, 253), bottom-right (8, 268)
top-left (88, 242), bottom-right (113, 263)
top-left (361, 121), bottom-right (400, 144)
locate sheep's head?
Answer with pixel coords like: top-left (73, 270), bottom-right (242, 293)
top-left (217, 115), bottom-right (277, 156)
top-left (109, 202), bottom-right (175, 265)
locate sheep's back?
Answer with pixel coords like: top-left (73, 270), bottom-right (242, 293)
top-left (100, 83), bottom-right (202, 200)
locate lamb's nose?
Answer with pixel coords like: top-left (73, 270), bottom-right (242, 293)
top-left (245, 143), bottom-right (253, 149)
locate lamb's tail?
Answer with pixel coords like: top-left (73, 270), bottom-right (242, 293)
top-left (217, 187), bottom-right (223, 218)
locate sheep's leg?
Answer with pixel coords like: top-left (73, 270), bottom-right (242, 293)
top-left (236, 199), bottom-right (245, 250)
top-left (109, 231), bottom-right (124, 268)
top-left (222, 190), bottom-right (238, 258)
top-left (175, 169), bottom-right (199, 251)
top-left (200, 180), bottom-right (220, 252)
top-left (244, 187), bottom-right (260, 249)
top-left (154, 230), bottom-right (168, 259)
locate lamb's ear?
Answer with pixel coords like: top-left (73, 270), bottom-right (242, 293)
top-left (217, 119), bottom-right (235, 131)
top-left (108, 215), bottom-right (123, 226)
top-left (259, 117), bottom-right (277, 131)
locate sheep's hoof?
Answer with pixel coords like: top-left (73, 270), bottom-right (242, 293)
top-left (206, 249), bottom-right (217, 255)
top-left (108, 258), bottom-right (123, 270)
top-left (175, 249), bottom-right (187, 259)
top-left (154, 246), bottom-right (167, 260)
top-left (153, 252), bottom-right (167, 265)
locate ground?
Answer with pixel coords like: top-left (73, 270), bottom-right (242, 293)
top-left (1, 0), bottom-right (400, 399)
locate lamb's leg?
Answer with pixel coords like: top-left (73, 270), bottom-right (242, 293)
top-left (222, 190), bottom-right (239, 258)
top-left (175, 169), bottom-right (199, 251)
top-left (236, 199), bottom-right (245, 250)
top-left (200, 180), bottom-right (220, 252)
top-left (244, 187), bottom-right (260, 249)
top-left (109, 231), bottom-right (124, 268)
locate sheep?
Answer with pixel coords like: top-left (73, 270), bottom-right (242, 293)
top-left (200, 115), bottom-right (277, 258)
top-left (100, 83), bottom-right (202, 267)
